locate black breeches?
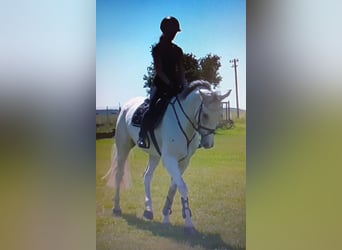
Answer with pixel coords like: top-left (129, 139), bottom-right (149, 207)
top-left (139, 87), bottom-right (170, 136)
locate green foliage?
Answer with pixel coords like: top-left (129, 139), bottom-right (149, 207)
top-left (199, 54), bottom-right (222, 87)
top-left (142, 62), bottom-right (155, 91)
top-left (183, 53), bottom-right (201, 82)
top-left (143, 44), bottom-right (157, 93)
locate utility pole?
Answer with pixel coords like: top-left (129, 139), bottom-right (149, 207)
top-left (229, 58), bottom-right (240, 118)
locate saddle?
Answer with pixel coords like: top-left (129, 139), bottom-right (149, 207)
top-left (132, 99), bottom-right (150, 127)
top-left (131, 98), bottom-right (169, 129)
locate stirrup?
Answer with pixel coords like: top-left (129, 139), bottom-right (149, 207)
top-left (137, 137), bottom-right (148, 148)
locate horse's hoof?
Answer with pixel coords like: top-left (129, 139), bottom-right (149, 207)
top-left (143, 210), bottom-right (154, 220)
top-left (184, 227), bottom-right (198, 236)
top-left (112, 208), bottom-right (122, 217)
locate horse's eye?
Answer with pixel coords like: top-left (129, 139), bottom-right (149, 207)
top-left (202, 113), bottom-right (209, 120)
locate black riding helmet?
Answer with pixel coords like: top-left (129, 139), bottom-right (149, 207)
top-left (160, 16), bottom-right (181, 34)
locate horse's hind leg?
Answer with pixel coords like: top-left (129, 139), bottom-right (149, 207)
top-left (143, 155), bottom-right (160, 220)
top-left (112, 115), bottom-right (134, 216)
top-left (112, 142), bottom-right (133, 216)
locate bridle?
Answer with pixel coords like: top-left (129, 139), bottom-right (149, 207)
top-left (147, 84), bottom-right (226, 158)
top-left (171, 96), bottom-right (217, 145)
top-left (157, 92), bottom-right (218, 161)
top-left (195, 102), bottom-right (217, 137)
top-left (148, 93), bottom-right (217, 158)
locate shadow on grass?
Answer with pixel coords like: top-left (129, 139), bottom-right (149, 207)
top-left (122, 213), bottom-right (242, 250)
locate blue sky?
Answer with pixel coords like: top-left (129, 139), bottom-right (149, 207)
top-left (96, 0), bottom-right (245, 110)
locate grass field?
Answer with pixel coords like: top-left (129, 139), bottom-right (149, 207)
top-left (96, 118), bottom-right (246, 250)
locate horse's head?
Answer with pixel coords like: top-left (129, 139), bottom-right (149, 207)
top-left (198, 89), bottom-right (232, 148)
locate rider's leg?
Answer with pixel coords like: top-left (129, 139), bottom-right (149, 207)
top-left (137, 88), bottom-right (160, 148)
top-left (137, 112), bottom-right (151, 148)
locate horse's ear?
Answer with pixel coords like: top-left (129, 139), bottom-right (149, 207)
top-left (218, 89), bottom-right (232, 101)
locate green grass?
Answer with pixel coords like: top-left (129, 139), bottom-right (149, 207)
top-left (96, 118), bottom-right (245, 250)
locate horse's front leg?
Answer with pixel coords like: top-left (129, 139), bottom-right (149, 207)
top-left (143, 155), bottom-right (160, 220)
top-left (162, 179), bottom-right (177, 224)
top-left (162, 159), bottom-right (189, 224)
top-left (162, 156), bottom-right (196, 235)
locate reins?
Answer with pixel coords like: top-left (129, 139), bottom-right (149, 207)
top-left (170, 97), bottom-right (197, 149)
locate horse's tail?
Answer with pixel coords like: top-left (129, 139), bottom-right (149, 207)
top-left (102, 143), bottom-right (132, 190)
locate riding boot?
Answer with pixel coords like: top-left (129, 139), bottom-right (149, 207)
top-left (137, 88), bottom-right (158, 148)
top-left (137, 113), bottom-right (150, 148)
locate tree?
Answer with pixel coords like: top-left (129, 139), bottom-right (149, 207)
top-left (183, 53), bottom-right (201, 83)
top-left (143, 62), bottom-right (155, 90)
top-left (199, 54), bottom-right (222, 88)
top-left (142, 44), bottom-right (157, 93)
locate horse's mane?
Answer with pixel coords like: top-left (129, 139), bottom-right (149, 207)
top-left (180, 80), bottom-right (212, 99)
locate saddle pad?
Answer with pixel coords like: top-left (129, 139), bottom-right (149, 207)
top-left (131, 99), bottom-right (150, 127)
top-left (131, 97), bottom-right (171, 129)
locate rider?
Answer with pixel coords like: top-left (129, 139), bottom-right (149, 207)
top-left (137, 16), bottom-right (186, 148)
